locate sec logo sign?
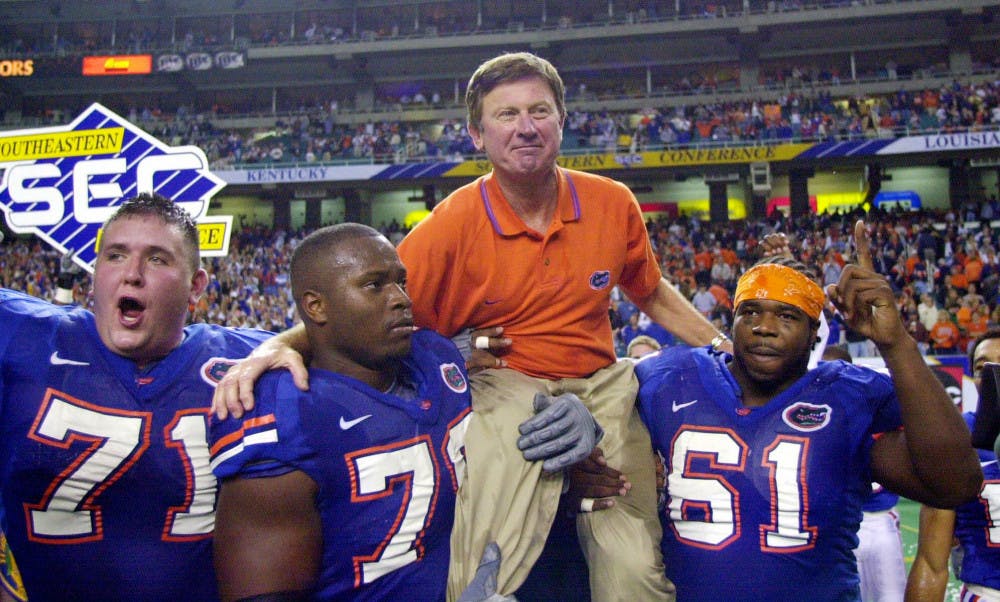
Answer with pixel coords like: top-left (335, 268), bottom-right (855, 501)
top-left (0, 102), bottom-right (225, 271)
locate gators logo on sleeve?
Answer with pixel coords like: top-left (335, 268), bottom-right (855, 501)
top-left (0, 530), bottom-right (28, 602)
top-left (589, 270), bottom-right (611, 290)
top-left (440, 363), bottom-right (468, 394)
top-left (199, 357), bottom-right (241, 386)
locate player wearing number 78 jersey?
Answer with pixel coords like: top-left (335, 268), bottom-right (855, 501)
top-left (0, 193), bottom-right (274, 601)
top-left (207, 223), bottom-right (602, 601)
top-left (209, 328), bottom-right (472, 600)
top-left (636, 222), bottom-right (982, 602)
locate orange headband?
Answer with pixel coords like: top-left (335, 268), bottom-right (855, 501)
top-left (734, 263), bottom-right (825, 321)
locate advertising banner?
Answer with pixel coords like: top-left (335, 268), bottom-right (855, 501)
top-left (0, 103), bottom-right (229, 270)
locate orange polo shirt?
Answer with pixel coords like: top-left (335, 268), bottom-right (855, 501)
top-left (398, 169), bottom-right (662, 379)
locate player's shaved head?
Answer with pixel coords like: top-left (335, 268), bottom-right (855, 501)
top-left (290, 222), bottom-right (412, 380)
top-left (290, 223), bottom-right (387, 305)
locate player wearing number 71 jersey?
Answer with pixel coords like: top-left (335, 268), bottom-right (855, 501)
top-left (0, 193), bottom-right (274, 601)
top-left (636, 223), bottom-right (982, 602)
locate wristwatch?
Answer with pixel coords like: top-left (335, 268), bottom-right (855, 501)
top-left (710, 332), bottom-right (730, 351)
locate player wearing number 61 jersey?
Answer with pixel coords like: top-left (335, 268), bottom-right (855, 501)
top-left (209, 329), bottom-right (471, 600)
top-left (0, 194), bottom-right (274, 601)
top-left (636, 233), bottom-right (982, 602)
top-left (637, 346), bottom-right (898, 600)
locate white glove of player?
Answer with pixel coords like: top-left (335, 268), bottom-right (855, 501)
top-left (517, 392), bottom-right (604, 472)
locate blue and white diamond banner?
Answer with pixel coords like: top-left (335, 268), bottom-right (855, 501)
top-left (0, 102), bottom-right (226, 271)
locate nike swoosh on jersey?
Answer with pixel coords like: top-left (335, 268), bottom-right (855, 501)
top-left (339, 414), bottom-right (373, 430)
top-left (672, 399), bottom-right (698, 412)
top-left (49, 351), bottom-right (90, 366)
top-left (484, 298), bottom-right (503, 305)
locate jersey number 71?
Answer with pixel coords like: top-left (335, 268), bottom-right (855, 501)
top-left (25, 389), bottom-right (214, 543)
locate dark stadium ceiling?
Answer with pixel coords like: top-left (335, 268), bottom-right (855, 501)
top-left (1, 1), bottom-right (999, 105)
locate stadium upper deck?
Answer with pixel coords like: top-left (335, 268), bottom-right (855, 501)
top-left (1, 0), bottom-right (999, 132)
top-left (2, 0), bottom-right (1000, 224)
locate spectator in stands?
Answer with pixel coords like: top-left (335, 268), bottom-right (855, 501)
top-left (821, 249), bottom-right (844, 288)
top-left (619, 312), bottom-right (644, 349)
top-left (929, 309), bottom-right (961, 354)
top-left (691, 282), bottom-right (718, 317)
top-left (905, 311), bottom-right (931, 355)
top-left (627, 335), bottom-right (661, 359)
top-left (967, 303), bottom-right (991, 351)
top-left (709, 253), bottom-right (734, 286)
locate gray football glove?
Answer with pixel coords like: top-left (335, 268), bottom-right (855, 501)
top-left (457, 542), bottom-right (517, 602)
top-left (517, 392), bottom-right (603, 472)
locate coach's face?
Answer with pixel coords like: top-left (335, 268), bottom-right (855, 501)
top-left (469, 76), bottom-right (564, 182)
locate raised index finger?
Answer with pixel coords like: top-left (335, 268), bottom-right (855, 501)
top-left (853, 219), bottom-right (874, 272)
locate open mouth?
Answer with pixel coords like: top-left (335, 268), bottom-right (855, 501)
top-left (389, 320), bottom-right (414, 330)
top-left (118, 296), bottom-right (146, 323)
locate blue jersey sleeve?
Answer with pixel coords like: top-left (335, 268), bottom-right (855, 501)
top-left (209, 371), bottom-right (308, 480)
top-left (0, 289), bottom-right (70, 396)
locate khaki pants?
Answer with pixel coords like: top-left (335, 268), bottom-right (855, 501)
top-left (447, 360), bottom-right (675, 602)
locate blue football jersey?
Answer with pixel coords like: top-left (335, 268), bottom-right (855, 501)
top-left (954, 414), bottom-right (1000, 590)
top-left (862, 483), bottom-right (900, 513)
top-left (210, 329), bottom-right (472, 601)
top-left (636, 348), bottom-right (901, 602)
top-left (0, 288), bottom-right (272, 602)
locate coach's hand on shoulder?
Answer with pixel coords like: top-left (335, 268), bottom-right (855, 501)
top-left (517, 393), bottom-right (603, 472)
top-left (212, 337), bottom-right (309, 420)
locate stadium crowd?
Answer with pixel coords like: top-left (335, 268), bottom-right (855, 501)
top-left (5, 200), bottom-right (999, 360)
top-left (0, 1), bottom-right (906, 58)
top-left (81, 76), bottom-right (998, 170)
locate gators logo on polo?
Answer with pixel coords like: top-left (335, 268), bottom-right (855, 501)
top-left (441, 363), bottom-right (468, 393)
top-left (200, 357), bottom-right (240, 386)
top-left (589, 270), bottom-right (611, 290)
top-left (782, 402), bottom-right (832, 432)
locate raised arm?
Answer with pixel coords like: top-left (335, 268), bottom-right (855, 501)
top-left (214, 471), bottom-right (322, 602)
top-left (212, 324), bottom-right (311, 420)
top-left (633, 278), bottom-right (731, 352)
top-left (830, 220), bottom-right (981, 507)
top-left (904, 505), bottom-right (956, 602)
